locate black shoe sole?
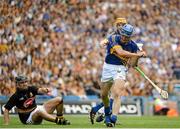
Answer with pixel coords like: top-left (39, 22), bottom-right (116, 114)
top-left (89, 111), bottom-right (96, 124)
top-left (106, 122), bottom-right (114, 127)
top-left (96, 114), bottom-right (105, 122)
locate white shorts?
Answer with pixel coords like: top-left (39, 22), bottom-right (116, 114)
top-left (26, 105), bottom-right (46, 124)
top-left (101, 63), bottom-right (127, 83)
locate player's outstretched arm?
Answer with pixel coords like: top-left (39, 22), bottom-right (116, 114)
top-left (38, 88), bottom-right (51, 94)
top-left (3, 108), bottom-right (10, 125)
top-left (114, 47), bottom-right (146, 58)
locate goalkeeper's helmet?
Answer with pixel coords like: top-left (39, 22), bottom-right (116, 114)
top-left (120, 24), bottom-right (134, 43)
top-left (15, 75), bottom-right (28, 84)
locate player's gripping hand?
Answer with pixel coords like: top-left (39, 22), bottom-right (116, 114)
top-left (127, 51), bottom-right (146, 67)
top-left (127, 57), bottom-right (139, 67)
top-left (100, 39), bottom-right (108, 47)
top-left (136, 51), bottom-right (146, 58)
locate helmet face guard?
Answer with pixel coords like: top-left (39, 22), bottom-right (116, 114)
top-left (15, 75), bottom-right (28, 84)
top-left (15, 76), bottom-right (28, 91)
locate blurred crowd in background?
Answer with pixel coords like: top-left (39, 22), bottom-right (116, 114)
top-left (0, 0), bottom-right (180, 98)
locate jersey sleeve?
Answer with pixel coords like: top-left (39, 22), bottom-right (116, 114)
top-left (108, 35), bottom-right (122, 53)
top-left (29, 86), bottom-right (38, 95)
top-left (132, 42), bottom-right (140, 53)
top-left (4, 94), bottom-right (17, 110)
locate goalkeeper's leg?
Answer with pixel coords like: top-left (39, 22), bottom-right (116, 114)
top-left (43, 97), bottom-right (70, 125)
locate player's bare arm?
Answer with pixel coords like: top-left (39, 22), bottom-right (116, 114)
top-left (113, 46), bottom-right (146, 58)
top-left (3, 108), bottom-right (10, 125)
top-left (38, 88), bottom-right (51, 94)
top-left (128, 51), bottom-right (147, 67)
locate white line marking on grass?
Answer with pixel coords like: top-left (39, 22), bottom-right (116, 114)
top-left (3, 128), bottom-right (180, 129)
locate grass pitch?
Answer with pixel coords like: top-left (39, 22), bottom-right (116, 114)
top-left (0, 115), bottom-right (180, 128)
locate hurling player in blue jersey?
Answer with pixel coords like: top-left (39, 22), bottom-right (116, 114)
top-left (90, 18), bottom-right (127, 124)
top-left (100, 24), bottom-right (145, 127)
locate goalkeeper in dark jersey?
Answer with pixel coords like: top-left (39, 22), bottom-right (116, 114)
top-left (3, 75), bottom-right (70, 125)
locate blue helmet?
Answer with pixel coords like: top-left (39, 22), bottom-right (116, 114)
top-left (120, 24), bottom-right (134, 37)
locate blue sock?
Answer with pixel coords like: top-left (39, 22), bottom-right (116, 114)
top-left (104, 107), bottom-right (110, 116)
top-left (104, 107), bottom-right (111, 123)
top-left (111, 115), bottom-right (117, 123)
top-left (92, 102), bottom-right (104, 113)
top-left (110, 98), bottom-right (113, 111)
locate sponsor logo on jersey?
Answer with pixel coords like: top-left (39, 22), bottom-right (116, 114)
top-left (23, 97), bottom-right (35, 108)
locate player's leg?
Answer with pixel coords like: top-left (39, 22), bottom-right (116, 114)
top-left (31, 108), bottom-right (68, 125)
top-left (90, 103), bottom-right (104, 124)
top-left (110, 65), bottom-right (127, 126)
top-left (43, 96), bottom-right (70, 125)
top-left (109, 97), bottom-right (114, 111)
top-left (96, 81), bottom-right (128, 124)
top-left (31, 97), bottom-right (70, 125)
top-left (89, 82), bottom-right (111, 125)
top-left (95, 95), bottom-right (114, 123)
top-left (90, 101), bottom-right (104, 124)
top-left (111, 79), bottom-right (125, 125)
top-left (90, 102), bottom-right (104, 115)
top-left (25, 106), bottom-right (56, 124)
top-left (94, 62), bottom-right (115, 127)
top-left (101, 82), bottom-right (114, 127)
top-left (43, 97), bottom-right (63, 115)
top-left (31, 108), bottom-right (56, 123)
